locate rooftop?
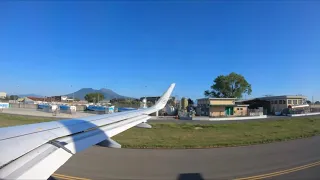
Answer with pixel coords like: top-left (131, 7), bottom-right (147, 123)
top-left (257, 95), bottom-right (307, 100)
top-left (197, 98), bottom-right (237, 100)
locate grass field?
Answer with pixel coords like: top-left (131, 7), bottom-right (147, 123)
top-left (0, 114), bottom-right (56, 127)
top-left (113, 117), bottom-right (320, 148)
top-left (0, 113), bottom-right (319, 148)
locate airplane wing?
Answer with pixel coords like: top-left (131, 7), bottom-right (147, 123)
top-left (0, 83), bottom-right (175, 180)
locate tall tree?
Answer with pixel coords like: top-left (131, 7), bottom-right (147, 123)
top-left (315, 101), bottom-right (320, 104)
top-left (84, 93), bottom-right (104, 103)
top-left (188, 98), bottom-right (194, 106)
top-left (306, 100), bottom-right (312, 104)
top-left (204, 72), bottom-right (252, 99)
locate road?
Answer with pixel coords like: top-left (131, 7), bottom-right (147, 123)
top-left (52, 136), bottom-right (320, 180)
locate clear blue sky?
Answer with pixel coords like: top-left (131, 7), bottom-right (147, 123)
top-left (0, 1), bottom-right (319, 101)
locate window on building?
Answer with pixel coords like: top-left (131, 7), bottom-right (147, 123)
top-left (237, 108), bottom-right (239, 110)
top-left (274, 100), bottom-right (277, 104)
top-left (293, 100), bottom-right (297, 105)
top-left (240, 108), bottom-right (243, 110)
top-left (283, 100), bottom-right (286, 104)
top-left (298, 100), bottom-right (302, 104)
top-left (279, 100), bottom-right (282, 104)
top-left (288, 100), bottom-right (292, 104)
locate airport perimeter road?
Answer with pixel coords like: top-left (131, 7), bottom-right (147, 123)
top-left (54, 136), bottom-right (320, 180)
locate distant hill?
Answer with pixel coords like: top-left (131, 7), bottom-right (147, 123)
top-left (66, 88), bottom-right (133, 100)
top-left (18, 94), bottom-right (43, 98)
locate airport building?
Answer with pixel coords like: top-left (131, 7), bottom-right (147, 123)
top-left (238, 95), bottom-right (308, 114)
top-left (196, 98), bottom-right (249, 117)
top-left (256, 95), bottom-right (307, 113)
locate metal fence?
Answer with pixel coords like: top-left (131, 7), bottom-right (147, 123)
top-left (248, 107), bottom-right (264, 116)
top-left (289, 107), bottom-right (320, 114)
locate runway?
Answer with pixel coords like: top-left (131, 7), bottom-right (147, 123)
top-left (52, 136), bottom-right (320, 180)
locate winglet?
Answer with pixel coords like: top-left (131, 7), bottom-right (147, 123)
top-left (154, 83), bottom-right (176, 110)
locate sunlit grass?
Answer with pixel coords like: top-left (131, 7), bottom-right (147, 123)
top-left (114, 117), bottom-right (320, 148)
top-left (0, 113), bottom-right (56, 127)
top-left (0, 113), bottom-right (319, 148)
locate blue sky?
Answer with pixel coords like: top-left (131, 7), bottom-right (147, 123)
top-left (0, 1), bottom-right (319, 100)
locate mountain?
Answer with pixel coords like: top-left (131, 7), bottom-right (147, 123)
top-left (18, 94), bottom-right (43, 98)
top-left (66, 88), bottom-right (133, 100)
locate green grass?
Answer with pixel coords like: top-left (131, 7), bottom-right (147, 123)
top-left (113, 117), bottom-right (320, 148)
top-left (0, 114), bottom-right (56, 127)
top-left (0, 113), bottom-right (319, 148)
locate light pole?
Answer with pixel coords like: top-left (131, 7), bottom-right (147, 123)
top-left (71, 85), bottom-right (74, 102)
top-left (16, 85), bottom-right (19, 103)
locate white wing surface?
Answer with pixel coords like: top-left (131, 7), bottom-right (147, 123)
top-left (0, 83), bottom-right (175, 180)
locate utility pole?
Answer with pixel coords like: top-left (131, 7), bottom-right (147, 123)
top-left (16, 85), bottom-right (19, 103)
top-left (71, 85), bottom-right (74, 102)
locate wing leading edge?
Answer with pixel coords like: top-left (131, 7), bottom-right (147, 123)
top-left (0, 83), bottom-right (175, 180)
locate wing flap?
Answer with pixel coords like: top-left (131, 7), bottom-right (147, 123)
top-left (0, 144), bottom-right (72, 180)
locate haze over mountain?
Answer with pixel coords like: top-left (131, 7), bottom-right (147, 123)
top-left (18, 94), bottom-right (43, 98)
top-left (66, 88), bottom-right (133, 100)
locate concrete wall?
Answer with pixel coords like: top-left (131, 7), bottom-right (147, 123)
top-left (9, 103), bottom-right (87, 111)
top-left (75, 105), bottom-right (86, 111)
top-left (193, 115), bottom-right (268, 121)
top-left (209, 106), bottom-right (225, 117)
top-left (20, 104), bottom-right (38, 109)
top-left (9, 103), bottom-right (38, 109)
top-left (233, 106), bottom-right (248, 116)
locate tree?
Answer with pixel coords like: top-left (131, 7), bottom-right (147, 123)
top-left (9, 95), bottom-right (19, 100)
top-left (188, 98), bottom-right (194, 106)
top-left (204, 72), bottom-right (252, 99)
top-left (315, 101), bottom-right (320, 104)
top-left (167, 98), bottom-right (176, 107)
top-left (84, 93), bottom-right (104, 103)
top-left (306, 100), bottom-right (312, 104)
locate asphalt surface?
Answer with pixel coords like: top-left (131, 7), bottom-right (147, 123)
top-left (53, 136), bottom-right (320, 180)
top-left (269, 165), bottom-right (320, 180)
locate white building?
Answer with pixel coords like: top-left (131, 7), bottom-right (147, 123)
top-left (0, 92), bottom-right (7, 99)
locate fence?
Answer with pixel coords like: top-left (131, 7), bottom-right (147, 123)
top-left (287, 107), bottom-right (320, 115)
top-left (248, 107), bottom-right (264, 116)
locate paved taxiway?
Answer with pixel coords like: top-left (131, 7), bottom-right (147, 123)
top-left (53, 136), bottom-right (320, 180)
